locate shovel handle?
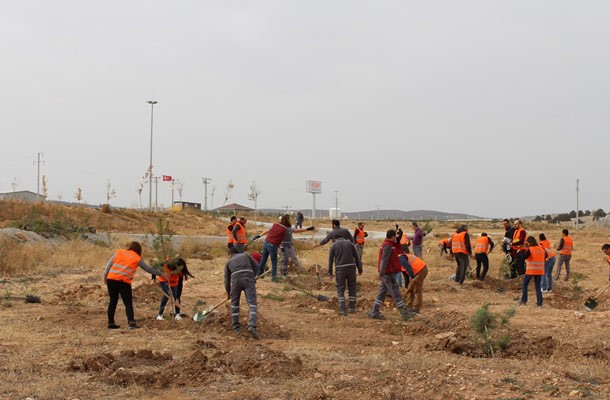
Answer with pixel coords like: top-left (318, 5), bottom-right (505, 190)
top-left (593, 282), bottom-right (610, 300)
top-left (203, 268), bottom-right (271, 315)
top-left (405, 274), bottom-right (419, 292)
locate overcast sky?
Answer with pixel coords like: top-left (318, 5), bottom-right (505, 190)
top-left (2, 1), bottom-right (609, 218)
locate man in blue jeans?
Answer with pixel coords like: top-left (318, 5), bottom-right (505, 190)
top-left (255, 214), bottom-right (290, 281)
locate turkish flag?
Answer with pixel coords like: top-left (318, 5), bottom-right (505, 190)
top-left (162, 175), bottom-right (172, 182)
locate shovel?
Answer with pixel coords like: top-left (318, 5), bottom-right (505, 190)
top-left (3, 294), bottom-right (41, 303)
top-left (193, 268), bottom-right (272, 322)
top-left (292, 287), bottom-right (329, 302)
top-left (584, 282), bottom-right (610, 311)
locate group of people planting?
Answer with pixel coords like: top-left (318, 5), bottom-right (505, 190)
top-left (103, 216), bottom-right (608, 339)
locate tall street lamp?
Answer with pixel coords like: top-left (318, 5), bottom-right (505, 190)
top-left (147, 100), bottom-right (158, 211)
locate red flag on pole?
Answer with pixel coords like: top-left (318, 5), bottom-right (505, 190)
top-left (162, 175), bottom-right (172, 182)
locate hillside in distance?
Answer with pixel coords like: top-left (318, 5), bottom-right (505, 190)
top-left (259, 209), bottom-right (485, 221)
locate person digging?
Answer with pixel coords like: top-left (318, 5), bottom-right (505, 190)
top-left (224, 247), bottom-right (260, 339)
top-left (368, 229), bottom-right (416, 321)
top-left (327, 236), bottom-right (363, 316)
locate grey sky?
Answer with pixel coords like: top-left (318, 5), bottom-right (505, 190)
top-left (2, 1), bottom-right (609, 218)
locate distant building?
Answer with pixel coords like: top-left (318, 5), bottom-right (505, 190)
top-left (213, 203), bottom-right (254, 213)
top-left (0, 190), bottom-right (45, 202)
top-left (173, 201), bottom-right (201, 211)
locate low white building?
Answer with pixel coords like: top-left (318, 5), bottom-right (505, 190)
top-left (0, 190), bottom-right (46, 202)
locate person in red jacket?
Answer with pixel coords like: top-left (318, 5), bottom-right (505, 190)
top-left (103, 241), bottom-right (168, 329)
top-left (368, 229), bottom-right (413, 320)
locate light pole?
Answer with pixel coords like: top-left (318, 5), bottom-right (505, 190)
top-left (334, 190), bottom-right (340, 219)
top-left (147, 100), bottom-right (158, 211)
top-left (202, 177), bottom-right (212, 210)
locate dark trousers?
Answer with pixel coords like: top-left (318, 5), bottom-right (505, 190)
top-left (107, 279), bottom-right (134, 324)
top-left (336, 267), bottom-right (357, 312)
top-left (521, 274), bottom-right (543, 306)
top-left (230, 273), bottom-right (258, 330)
top-left (158, 282), bottom-right (180, 315)
top-left (511, 251), bottom-right (526, 278)
top-left (371, 274), bottom-right (404, 315)
top-left (475, 253), bottom-right (489, 280)
top-left (454, 253), bottom-right (470, 284)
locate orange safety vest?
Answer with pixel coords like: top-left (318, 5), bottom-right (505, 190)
top-left (403, 254), bottom-right (427, 275)
top-left (474, 237), bottom-right (490, 254)
top-left (438, 238), bottom-right (449, 247)
top-left (157, 259), bottom-right (180, 287)
top-left (226, 225), bottom-right (236, 244)
top-left (106, 249), bottom-right (141, 284)
top-left (451, 231), bottom-right (469, 254)
top-left (526, 245), bottom-right (545, 275)
top-left (539, 239), bottom-right (555, 258)
top-left (560, 236), bottom-right (573, 255)
top-left (355, 228), bottom-right (366, 244)
top-left (234, 222), bottom-right (247, 244)
top-left (400, 234), bottom-right (411, 246)
top-left (512, 228), bottom-right (526, 251)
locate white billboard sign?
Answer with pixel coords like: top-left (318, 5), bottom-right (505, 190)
top-left (306, 180), bottom-right (322, 194)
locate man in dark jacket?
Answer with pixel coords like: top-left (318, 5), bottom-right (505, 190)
top-left (314, 219), bottom-right (354, 248)
top-left (224, 248), bottom-right (260, 339)
top-left (328, 237), bottom-right (362, 316)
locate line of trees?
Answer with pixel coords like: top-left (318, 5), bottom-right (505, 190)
top-left (532, 209), bottom-right (607, 223)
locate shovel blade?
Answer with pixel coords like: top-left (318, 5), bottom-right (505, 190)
top-left (584, 297), bottom-right (598, 311)
top-left (317, 295), bottom-right (329, 302)
top-left (192, 310), bottom-right (210, 322)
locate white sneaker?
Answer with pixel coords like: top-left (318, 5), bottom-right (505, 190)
top-left (156, 314), bottom-right (165, 321)
top-left (175, 314), bottom-right (183, 321)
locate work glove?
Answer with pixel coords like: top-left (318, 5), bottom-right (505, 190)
top-left (252, 235), bottom-right (261, 241)
top-left (306, 226), bottom-right (315, 231)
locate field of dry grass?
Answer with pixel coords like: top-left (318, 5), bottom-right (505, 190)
top-left (1, 201), bottom-right (610, 399)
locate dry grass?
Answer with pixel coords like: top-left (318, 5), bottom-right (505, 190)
top-left (0, 237), bottom-right (111, 276)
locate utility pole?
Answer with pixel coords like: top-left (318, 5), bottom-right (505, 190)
top-left (376, 205), bottom-right (380, 221)
top-left (147, 100), bottom-right (158, 211)
top-left (154, 176), bottom-right (159, 212)
top-left (202, 177), bottom-right (212, 210)
top-left (171, 178), bottom-right (175, 207)
top-left (283, 205), bottom-right (291, 213)
top-left (33, 152), bottom-right (44, 202)
top-left (576, 179), bottom-right (578, 229)
top-left (335, 190), bottom-right (339, 219)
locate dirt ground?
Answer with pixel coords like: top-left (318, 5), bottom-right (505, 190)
top-left (1, 224), bottom-right (610, 399)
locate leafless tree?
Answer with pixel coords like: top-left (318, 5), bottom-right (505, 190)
top-left (248, 181), bottom-right (262, 222)
top-left (106, 179), bottom-right (116, 204)
top-left (223, 180), bottom-right (234, 206)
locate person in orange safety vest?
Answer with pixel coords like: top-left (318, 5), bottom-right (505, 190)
top-left (519, 236), bottom-right (547, 307)
top-left (555, 229), bottom-right (574, 282)
top-left (353, 222), bottom-right (368, 259)
top-left (104, 241), bottom-right (168, 329)
top-left (474, 233), bottom-right (495, 281)
top-left (226, 216), bottom-right (237, 251)
top-left (232, 216), bottom-right (249, 253)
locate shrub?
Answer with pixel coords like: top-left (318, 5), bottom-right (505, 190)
top-left (470, 303), bottom-right (515, 356)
